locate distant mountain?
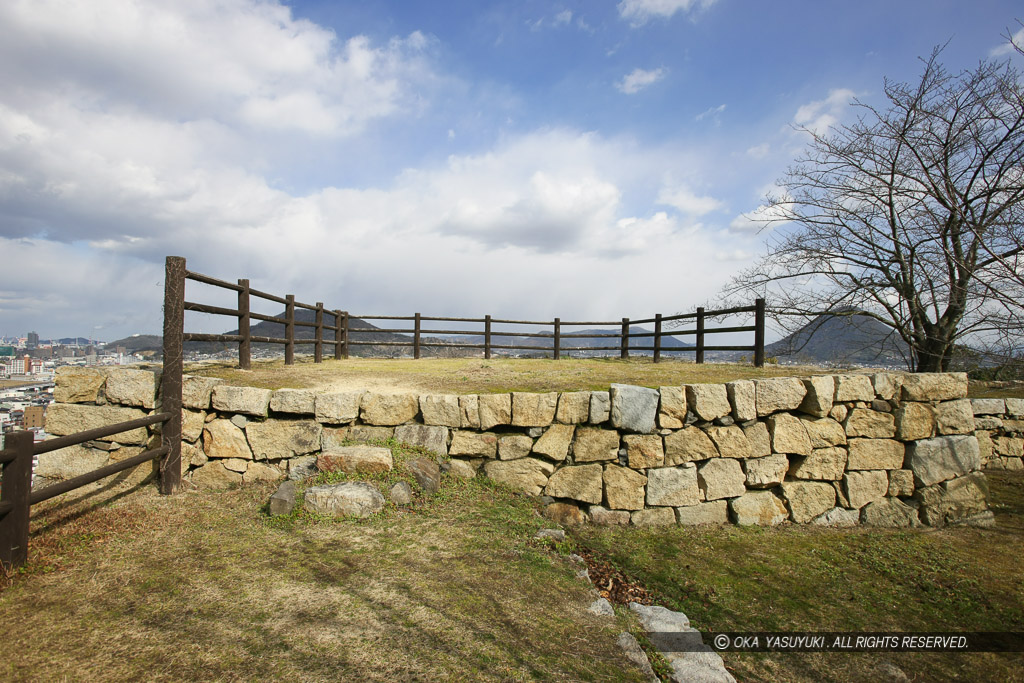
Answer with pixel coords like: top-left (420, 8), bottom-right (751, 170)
top-left (765, 311), bottom-right (910, 366)
top-left (103, 334), bottom-right (163, 353)
top-left (226, 309), bottom-right (413, 348)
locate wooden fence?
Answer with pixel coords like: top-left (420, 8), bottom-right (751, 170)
top-left (165, 255), bottom-right (766, 368)
top-left (0, 412), bottom-right (173, 572)
top-left (1, 254), bottom-right (765, 572)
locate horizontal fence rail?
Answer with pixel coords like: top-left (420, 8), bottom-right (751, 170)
top-left (0, 412), bottom-right (173, 572)
top-left (167, 256), bottom-right (765, 369)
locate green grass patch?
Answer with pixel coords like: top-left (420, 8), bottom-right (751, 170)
top-left (572, 470), bottom-right (1024, 682)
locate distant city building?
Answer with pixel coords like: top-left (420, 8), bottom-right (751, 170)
top-left (27, 331), bottom-right (39, 348)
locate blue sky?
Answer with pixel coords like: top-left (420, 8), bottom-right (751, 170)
top-left (1, 0), bottom-right (1022, 340)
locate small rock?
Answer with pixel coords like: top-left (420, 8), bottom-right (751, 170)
top-left (268, 480), bottom-right (298, 516)
top-left (544, 501), bottom-right (587, 526)
top-left (389, 481), bottom-right (413, 505)
top-left (588, 598), bottom-right (615, 616)
top-left (408, 457), bottom-right (441, 494)
top-left (535, 528), bottom-right (566, 542)
top-left (616, 632), bottom-right (658, 682)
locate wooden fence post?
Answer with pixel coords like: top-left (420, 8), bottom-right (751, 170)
top-left (696, 307), bottom-right (705, 365)
top-left (315, 302), bottom-right (324, 363)
top-left (341, 311), bottom-right (350, 359)
top-left (553, 318), bottom-right (560, 360)
top-left (0, 431), bottom-right (34, 572)
top-left (484, 315), bottom-right (492, 360)
top-left (333, 309), bottom-right (343, 360)
top-left (754, 298), bottom-right (766, 368)
top-left (653, 313), bottom-right (662, 363)
top-left (285, 294), bottom-right (295, 365)
top-left (160, 255), bottom-right (184, 495)
top-left (237, 278), bottom-right (250, 370)
top-left (621, 318), bottom-right (630, 359)
top-left (414, 313), bottom-right (421, 359)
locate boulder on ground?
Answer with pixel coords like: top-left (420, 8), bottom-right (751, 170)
top-left (303, 482), bottom-right (385, 518)
top-left (407, 456), bottom-right (441, 494)
top-left (268, 480), bottom-right (298, 516)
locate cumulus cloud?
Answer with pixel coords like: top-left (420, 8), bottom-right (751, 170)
top-left (656, 185), bottom-right (724, 217)
top-left (0, 0), bottom-right (759, 339)
top-left (0, 0), bottom-right (432, 137)
top-left (792, 88), bottom-right (856, 136)
top-left (616, 67), bottom-right (667, 94)
top-left (618, 0), bottom-right (718, 26)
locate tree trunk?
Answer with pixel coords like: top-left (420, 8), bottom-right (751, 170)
top-left (914, 332), bottom-right (951, 372)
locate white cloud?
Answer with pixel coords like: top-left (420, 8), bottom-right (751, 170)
top-left (531, 9), bottom-right (575, 31)
top-left (0, 1), bottom-right (433, 137)
top-left (657, 185), bottom-right (724, 217)
top-left (0, 0), bottom-right (760, 339)
top-left (792, 88), bottom-right (856, 136)
top-left (616, 67), bottom-right (667, 94)
top-left (991, 26), bottom-right (1024, 57)
top-left (695, 103), bottom-right (726, 122)
top-left (729, 201), bottom-right (793, 233)
top-left (618, 0), bottom-right (718, 26)
top-left (746, 143), bottom-right (770, 159)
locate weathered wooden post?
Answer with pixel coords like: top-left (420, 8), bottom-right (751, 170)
top-left (237, 278), bottom-right (250, 370)
top-left (315, 302), bottom-right (324, 363)
top-left (696, 307), bottom-right (705, 365)
top-left (754, 298), bottom-right (766, 368)
top-left (341, 311), bottom-right (350, 359)
top-left (653, 313), bottom-right (662, 363)
top-left (553, 317), bottom-right (560, 360)
top-left (414, 312), bottom-right (421, 359)
top-left (620, 317), bottom-right (630, 359)
top-left (333, 309), bottom-right (343, 360)
top-left (285, 294), bottom-right (295, 365)
top-left (0, 431), bottom-right (34, 572)
top-left (160, 255), bottom-right (184, 494)
top-left (484, 315), bottom-right (492, 360)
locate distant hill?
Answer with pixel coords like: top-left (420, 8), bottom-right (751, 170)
top-left (111, 311), bottom-right (423, 357)
top-left (103, 334), bottom-right (163, 353)
top-left (227, 309), bottom-right (413, 348)
top-left (765, 311), bottom-right (910, 366)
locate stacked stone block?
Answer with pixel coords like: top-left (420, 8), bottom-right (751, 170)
top-left (43, 368), bottom-right (995, 528)
top-left (970, 398), bottom-right (1024, 472)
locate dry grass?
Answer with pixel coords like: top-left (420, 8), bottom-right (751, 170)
top-left (1, 476), bottom-right (647, 682)
top-left (186, 356), bottom-right (842, 394)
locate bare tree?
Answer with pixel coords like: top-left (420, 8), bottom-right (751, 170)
top-left (727, 44), bottom-right (1024, 372)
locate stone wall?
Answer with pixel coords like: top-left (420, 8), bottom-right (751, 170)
top-left (970, 398), bottom-right (1024, 472)
top-left (43, 367), bottom-right (996, 528)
